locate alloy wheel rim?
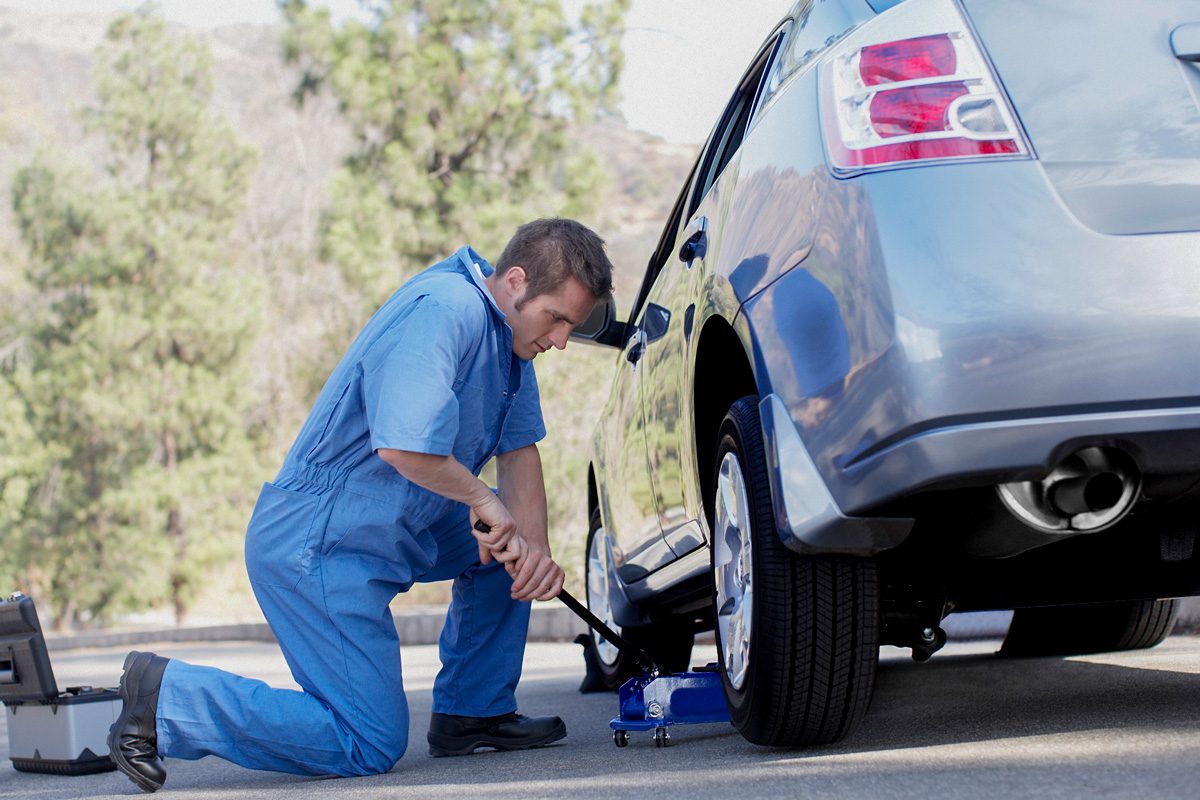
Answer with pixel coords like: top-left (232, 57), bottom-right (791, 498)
top-left (587, 527), bottom-right (621, 667)
top-left (714, 451), bottom-right (753, 691)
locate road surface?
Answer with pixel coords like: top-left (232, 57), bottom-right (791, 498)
top-left (3, 635), bottom-right (1199, 799)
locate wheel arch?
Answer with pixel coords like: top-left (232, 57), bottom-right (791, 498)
top-left (587, 462), bottom-right (600, 521)
top-left (692, 315), bottom-right (759, 528)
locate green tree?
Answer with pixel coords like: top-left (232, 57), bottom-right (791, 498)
top-left (1, 7), bottom-right (264, 627)
top-left (280, 0), bottom-right (630, 312)
top-left (0, 255), bottom-right (45, 598)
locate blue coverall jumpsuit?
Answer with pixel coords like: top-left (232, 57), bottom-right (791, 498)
top-left (153, 246), bottom-right (546, 776)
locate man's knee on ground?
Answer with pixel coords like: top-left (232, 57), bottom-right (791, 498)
top-left (340, 733), bottom-right (406, 777)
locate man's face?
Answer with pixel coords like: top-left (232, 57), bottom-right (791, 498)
top-left (493, 268), bottom-right (597, 361)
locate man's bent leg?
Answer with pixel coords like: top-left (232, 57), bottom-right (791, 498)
top-left (423, 510), bottom-right (532, 716)
top-left (155, 661), bottom-right (393, 776)
top-left (155, 571), bottom-right (409, 777)
top-left (421, 509), bottom-right (566, 756)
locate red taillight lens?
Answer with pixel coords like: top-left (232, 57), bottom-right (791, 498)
top-left (859, 34), bottom-right (956, 86)
top-left (818, 0), bottom-right (1029, 175)
top-left (869, 83), bottom-right (969, 137)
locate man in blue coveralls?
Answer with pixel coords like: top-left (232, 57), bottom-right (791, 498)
top-left (106, 218), bottom-right (614, 792)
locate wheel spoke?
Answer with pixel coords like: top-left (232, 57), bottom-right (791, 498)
top-left (587, 529), bottom-right (620, 667)
top-left (715, 451), bottom-right (754, 691)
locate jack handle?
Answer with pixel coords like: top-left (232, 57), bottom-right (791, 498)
top-left (473, 519), bottom-right (661, 676)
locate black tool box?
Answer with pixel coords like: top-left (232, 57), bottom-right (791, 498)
top-left (1, 593), bottom-right (118, 775)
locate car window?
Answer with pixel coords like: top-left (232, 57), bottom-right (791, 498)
top-left (689, 28), bottom-right (786, 217)
top-left (755, 2), bottom-right (810, 117)
top-left (754, 0), bottom-right (858, 121)
top-left (626, 157), bottom-right (701, 329)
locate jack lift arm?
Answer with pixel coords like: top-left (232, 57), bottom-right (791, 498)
top-left (558, 587), bottom-right (730, 748)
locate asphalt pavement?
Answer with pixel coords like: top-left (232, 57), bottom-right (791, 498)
top-left (3, 634), bottom-right (1200, 800)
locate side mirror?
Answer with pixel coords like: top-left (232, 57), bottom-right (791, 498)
top-left (570, 295), bottom-right (631, 349)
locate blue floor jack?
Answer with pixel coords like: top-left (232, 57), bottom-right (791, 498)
top-left (558, 589), bottom-right (730, 748)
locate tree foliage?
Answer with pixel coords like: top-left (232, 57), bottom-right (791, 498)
top-left (280, 0), bottom-right (630, 311)
top-left (1, 8), bottom-right (264, 628)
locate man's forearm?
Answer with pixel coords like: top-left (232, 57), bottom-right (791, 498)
top-left (497, 444), bottom-right (549, 548)
top-left (497, 444), bottom-right (563, 600)
top-left (377, 448), bottom-right (494, 507)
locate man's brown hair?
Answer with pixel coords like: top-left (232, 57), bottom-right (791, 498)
top-left (496, 218), bottom-right (614, 307)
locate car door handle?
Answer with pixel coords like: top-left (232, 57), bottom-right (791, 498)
top-left (678, 216), bottom-right (709, 266)
top-left (626, 329), bottom-right (646, 365)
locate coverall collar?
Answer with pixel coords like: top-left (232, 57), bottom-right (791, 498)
top-left (455, 245), bottom-right (506, 321)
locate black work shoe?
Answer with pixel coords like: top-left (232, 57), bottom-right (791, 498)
top-left (108, 651), bottom-right (170, 793)
top-left (427, 711), bottom-right (567, 757)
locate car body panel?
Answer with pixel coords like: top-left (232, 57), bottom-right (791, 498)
top-left (639, 207), bottom-right (711, 560)
top-left (593, 334), bottom-right (678, 582)
top-left (960, 0), bottom-right (1200, 235)
top-left (717, 72), bottom-right (826, 305)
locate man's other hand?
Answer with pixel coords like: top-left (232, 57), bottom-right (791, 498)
top-left (470, 497), bottom-right (517, 564)
top-left (506, 540), bottom-right (565, 601)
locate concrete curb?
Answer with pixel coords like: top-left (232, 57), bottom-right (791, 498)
top-left (45, 605), bottom-right (588, 653)
top-left (46, 608), bottom-right (1010, 654)
top-left (42, 601), bottom-right (1200, 654)
top-left (45, 622), bottom-right (277, 652)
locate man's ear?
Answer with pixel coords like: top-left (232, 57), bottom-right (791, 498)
top-left (503, 266), bottom-right (529, 309)
top-left (504, 265), bottom-right (528, 294)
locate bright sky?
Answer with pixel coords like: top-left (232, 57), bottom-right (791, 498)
top-left (0, 0), bottom-right (793, 144)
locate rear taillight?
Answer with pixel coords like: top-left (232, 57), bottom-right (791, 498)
top-left (819, 0), bottom-right (1029, 175)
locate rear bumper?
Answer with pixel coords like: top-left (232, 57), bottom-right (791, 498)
top-left (741, 158), bottom-right (1200, 536)
top-left (837, 402), bottom-right (1200, 512)
top-left (760, 388), bottom-right (1200, 555)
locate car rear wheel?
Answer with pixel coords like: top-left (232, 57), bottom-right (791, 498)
top-left (584, 509), bottom-right (693, 689)
top-left (712, 396), bottom-right (879, 746)
top-left (1000, 598), bottom-right (1179, 657)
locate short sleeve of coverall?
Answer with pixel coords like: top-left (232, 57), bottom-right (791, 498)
top-left (497, 359), bottom-right (546, 454)
top-left (360, 296), bottom-right (479, 456)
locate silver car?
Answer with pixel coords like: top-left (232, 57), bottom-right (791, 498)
top-left (572, 0), bottom-right (1200, 747)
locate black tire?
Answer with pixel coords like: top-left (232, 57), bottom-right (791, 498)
top-left (711, 396), bottom-right (879, 747)
top-left (1000, 598), bottom-right (1179, 657)
top-left (583, 509), bottom-right (693, 690)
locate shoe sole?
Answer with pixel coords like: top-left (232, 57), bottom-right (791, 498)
top-left (428, 721), bottom-right (567, 757)
top-left (108, 652), bottom-right (164, 794)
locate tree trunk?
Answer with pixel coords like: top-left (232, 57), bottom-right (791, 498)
top-left (162, 427), bottom-right (188, 626)
top-left (53, 598), bottom-right (76, 633)
top-left (171, 570), bottom-right (187, 626)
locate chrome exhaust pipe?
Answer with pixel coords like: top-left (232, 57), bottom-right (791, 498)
top-left (997, 447), bottom-right (1141, 534)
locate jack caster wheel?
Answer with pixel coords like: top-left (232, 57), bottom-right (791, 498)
top-left (654, 727), bottom-right (670, 748)
top-left (613, 729), bottom-right (629, 747)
